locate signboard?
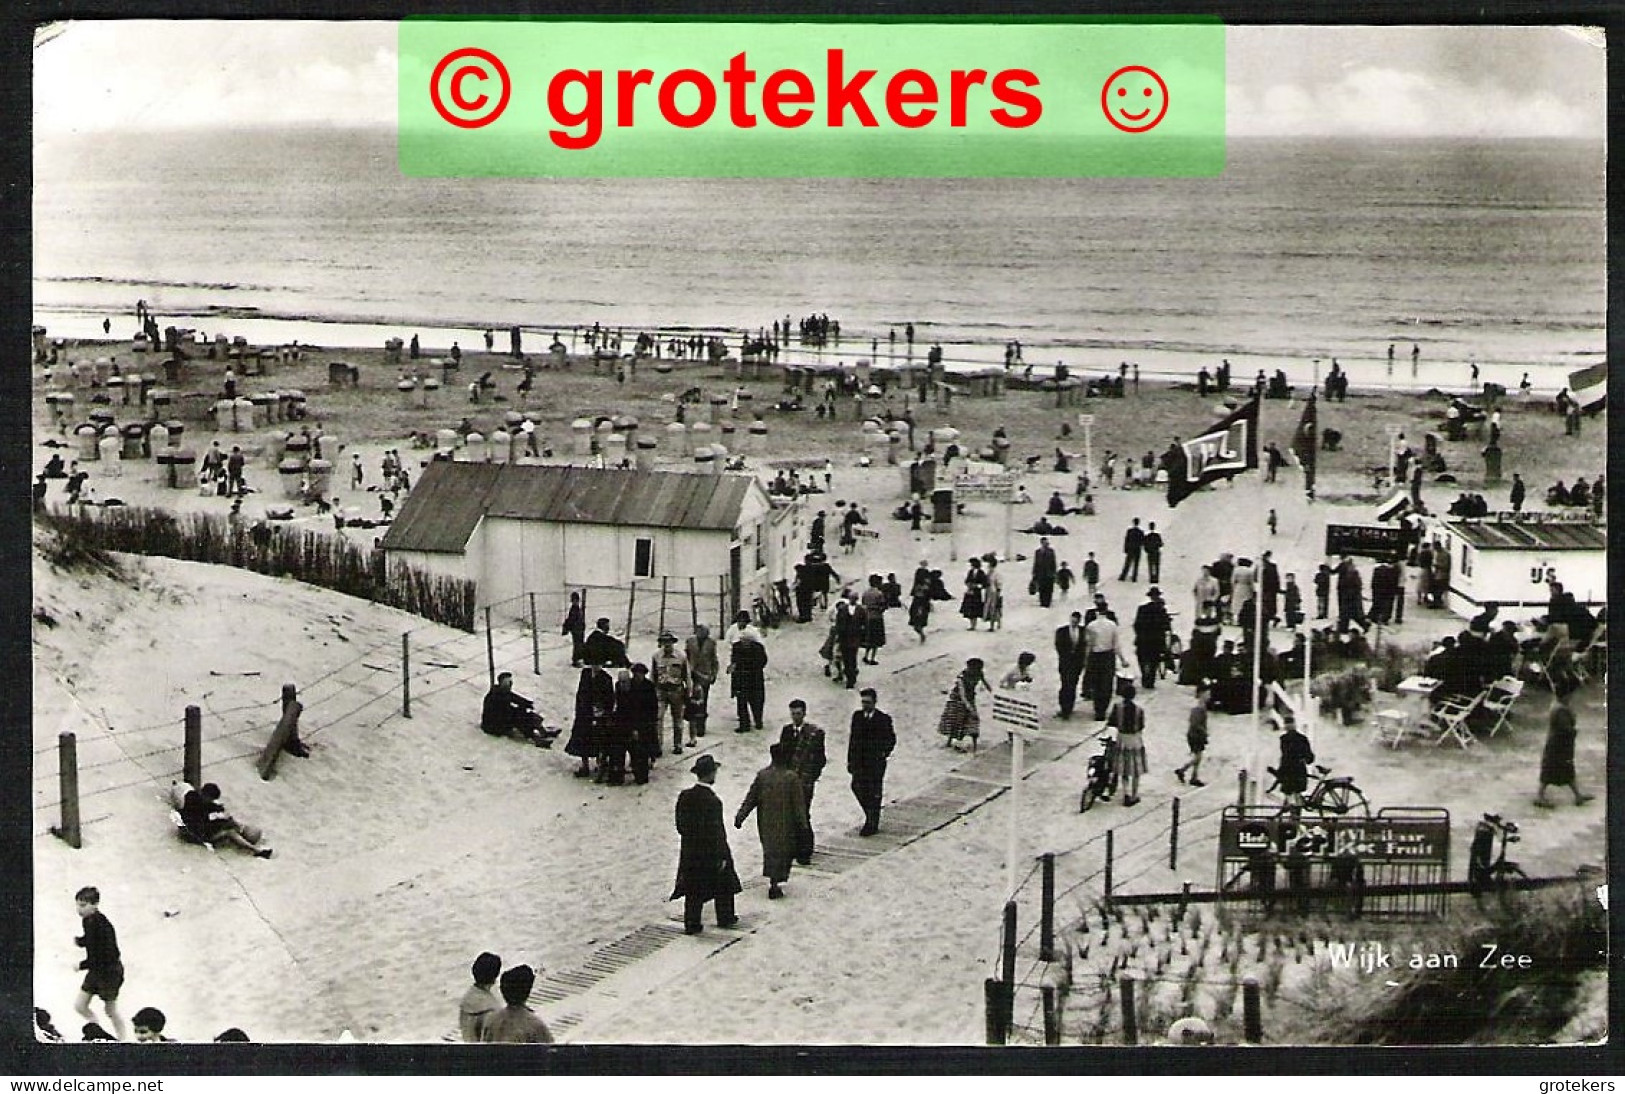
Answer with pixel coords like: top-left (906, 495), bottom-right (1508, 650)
top-left (1077, 413), bottom-right (1096, 427)
top-left (990, 693), bottom-right (1041, 733)
top-left (1219, 812), bottom-right (1448, 865)
top-left (954, 472), bottom-right (1019, 501)
top-left (1325, 523), bottom-right (1411, 562)
top-left (852, 527), bottom-right (880, 539)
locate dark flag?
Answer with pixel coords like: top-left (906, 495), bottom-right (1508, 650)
top-left (1166, 394), bottom-right (1260, 508)
top-left (1375, 490), bottom-right (1414, 523)
top-left (1291, 393), bottom-right (1318, 499)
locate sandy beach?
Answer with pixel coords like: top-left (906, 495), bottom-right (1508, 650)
top-left (29, 336), bottom-right (1608, 1045)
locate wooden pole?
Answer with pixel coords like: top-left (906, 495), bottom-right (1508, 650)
top-left (1039, 852), bottom-right (1056, 962)
top-left (401, 632), bottom-right (412, 718)
top-left (53, 732), bottom-right (81, 849)
top-left (659, 576), bottom-right (668, 638)
top-left (1238, 767), bottom-right (1248, 807)
top-left (1118, 974), bottom-right (1138, 1045)
top-left (625, 582), bottom-right (637, 648)
top-left (984, 977), bottom-right (1006, 1045)
top-left (183, 705), bottom-right (202, 789)
top-left (1242, 974), bottom-right (1263, 1043)
top-left (689, 576), bottom-right (699, 631)
top-left (484, 606), bottom-right (495, 687)
top-left (1041, 985), bottom-right (1061, 1046)
top-left (1104, 829), bottom-right (1115, 903)
top-left (1001, 900), bottom-right (1018, 991)
top-left (1169, 796), bottom-right (1181, 871)
top-left (529, 593), bottom-right (540, 676)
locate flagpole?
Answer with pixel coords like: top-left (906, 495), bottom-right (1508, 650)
top-left (1249, 463), bottom-right (1267, 806)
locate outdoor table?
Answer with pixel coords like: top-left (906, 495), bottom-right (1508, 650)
top-left (1392, 675), bottom-right (1441, 732)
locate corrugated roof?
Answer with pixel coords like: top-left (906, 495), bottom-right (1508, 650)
top-left (1447, 520), bottom-right (1607, 552)
top-left (379, 462), bottom-right (756, 554)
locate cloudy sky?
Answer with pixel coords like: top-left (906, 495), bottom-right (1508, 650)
top-left (33, 21), bottom-right (1605, 139)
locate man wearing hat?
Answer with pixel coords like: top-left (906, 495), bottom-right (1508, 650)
top-left (1132, 587), bottom-right (1173, 691)
top-left (847, 688), bottom-right (896, 836)
top-left (652, 632), bottom-right (693, 754)
top-left (671, 754), bottom-right (742, 934)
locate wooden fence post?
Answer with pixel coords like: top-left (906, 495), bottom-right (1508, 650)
top-left (1169, 796), bottom-right (1181, 870)
top-left (484, 606), bottom-right (495, 687)
top-left (1039, 852), bottom-right (1056, 962)
top-left (1242, 974), bottom-right (1263, 1043)
top-left (183, 705), bottom-right (202, 789)
top-left (1237, 767), bottom-right (1248, 807)
top-left (401, 632), bottom-right (412, 719)
top-left (52, 732), bottom-right (81, 849)
top-left (689, 577), bottom-right (699, 631)
top-left (625, 583), bottom-right (637, 647)
top-left (1041, 985), bottom-right (1061, 1046)
top-left (1118, 974), bottom-right (1138, 1045)
top-left (1104, 829), bottom-right (1115, 904)
top-left (529, 593), bottom-right (540, 676)
top-left (984, 977), bottom-right (1006, 1045)
top-left (658, 576), bottom-right (668, 639)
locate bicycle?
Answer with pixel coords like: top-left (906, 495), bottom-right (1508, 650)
top-left (1077, 737), bottom-right (1119, 813)
top-left (1468, 813), bottom-right (1526, 896)
top-left (1269, 763), bottom-right (1370, 820)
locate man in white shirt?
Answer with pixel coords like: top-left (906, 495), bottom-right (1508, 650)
top-left (1082, 609), bottom-right (1127, 721)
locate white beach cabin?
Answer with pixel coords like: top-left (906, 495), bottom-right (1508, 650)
top-left (1429, 516), bottom-right (1607, 622)
top-left (379, 462), bottom-right (775, 623)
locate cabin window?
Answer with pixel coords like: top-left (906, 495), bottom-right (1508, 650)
top-left (1460, 543), bottom-right (1473, 578)
top-left (754, 528), bottom-right (767, 570)
top-left (634, 537), bottom-right (655, 578)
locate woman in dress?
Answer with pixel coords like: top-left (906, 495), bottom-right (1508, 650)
top-left (565, 665), bottom-right (616, 779)
top-left (1110, 683), bottom-right (1147, 806)
top-left (960, 558), bottom-right (989, 630)
top-left (982, 556), bottom-right (1005, 631)
top-left (1535, 684), bottom-right (1593, 807)
top-left (1180, 607), bottom-right (1222, 686)
top-left (859, 575), bottom-right (888, 665)
top-left (938, 657), bottom-right (992, 751)
top-left (908, 568), bottom-right (934, 642)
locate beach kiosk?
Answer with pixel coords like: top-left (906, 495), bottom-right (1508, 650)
top-left (1432, 515), bottom-right (1607, 622)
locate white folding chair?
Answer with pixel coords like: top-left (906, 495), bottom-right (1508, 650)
top-left (1369, 708), bottom-right (1413, 749)
top-left (1425, 691), bottom-right (1482, 749)
top-left (1478, 676), bottom-right (1523, 738)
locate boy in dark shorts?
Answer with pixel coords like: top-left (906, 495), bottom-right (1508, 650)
top-left (73, 887), bottom-right (126, 1040)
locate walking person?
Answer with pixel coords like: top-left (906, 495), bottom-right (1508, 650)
top-left (1084, 607), bottom-right (1128, 721)
top-left (1535, 684), bottom-right (1594, 808)
top-left (859, 575), bottom-right (888, 665)
top-left (671, 755), bottom-right (742, 934)
top-left (684, 623), bottom-right (719, 739)
top-left (960, 557), bottom-right (989, 629)
top-left (1119, 518), bottom-right (1144, 582)
top-left (1509, 473), bottom-right (1526, 513)
top-left (1174, 683), bottom-right (1210, 787)
top-left (1030, 536), bottom-right (1058, 608)
top-left (1142, 522), bottom-right (1164, 584)
top-left (1109, 683), bottom-right (1147, 806)
top-left (1274, 722), bottom-right (1316, 809)
top-left (72, 887), bottom-right (126, 1041)
top-left (848, 689), bottom-right (896, 836)
top-left (620, 663), bottom-right (660, 785)
top-left (1083, 552), bottom-right (1100, 598)
top-left (729, 632), bottom-right (769, 732)
top-left (1313, 563), bottom-right (1332, 621)
top-left (778, 700), bottom-right (827, 864)
top-left (1054, 610), bottom-right (1087, 719)
top-left (565, 665), bottom-right (615, 779)
top-left (1193, 565), bottom-right (1220, 617)
top-left (828, 594), bottom-right (862, 688)
top-left (1132, 587), bottom-right (1172, 690)
top-left (1283, 573), bottom-right (1304, 629)
top-left (983, 557), bottom-right (1005, 631)
top-left (561, 592), bottom-right (587, 667)
top-left (937, 657), bottom-right (991, 752)
top-left (734, 744), bottom-right (810, 900)
top-left (652, 631), bottom-right (693, 753)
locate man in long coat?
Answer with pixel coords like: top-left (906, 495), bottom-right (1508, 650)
top-left (1132, 588), bottom-right (1173, 690)
top-left (730, 634), bottom-right (769, 731)
top-left (848, 688), bottom-right (896, 836)
top-left (671, 755), bottom-right (742, 934)
top-left (734, 744), bottom-right (809, 899)
top-left (1030, 537), bottom-right (1058, 608)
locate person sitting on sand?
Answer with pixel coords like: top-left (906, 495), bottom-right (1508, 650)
top-left (180, 783), bottom-right (273, 858)
top-left (1023, 516), bottom-right (1069, 536)
top-left (481, 672), bottom-right (557, 746)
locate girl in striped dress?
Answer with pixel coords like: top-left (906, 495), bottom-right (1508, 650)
top-left (938, 658), bottom-right (991, 751)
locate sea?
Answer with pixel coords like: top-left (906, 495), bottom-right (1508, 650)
top-left (32, 128), bottom-right (1605, 394)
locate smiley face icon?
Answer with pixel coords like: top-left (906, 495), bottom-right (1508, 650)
top-left (1101, 65), bottom-right (1169, 133)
